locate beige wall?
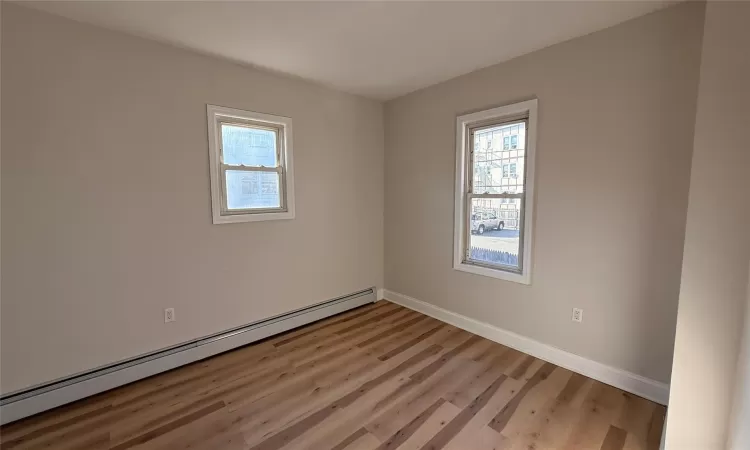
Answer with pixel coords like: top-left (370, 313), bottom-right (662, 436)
top-left (666, 2), bottom-right (750, 448)
top-left (0, 4), bottom-right (384, 394)
top-left (384, 2), bottom-right (704, 384)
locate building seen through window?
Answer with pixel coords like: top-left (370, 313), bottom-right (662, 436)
top-left (472, 122), bottom-right (526, 230)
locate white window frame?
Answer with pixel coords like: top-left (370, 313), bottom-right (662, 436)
top-left (453, 99), bottom-right (538, 285)
top-left (206, 104), bottom-right (295, 224)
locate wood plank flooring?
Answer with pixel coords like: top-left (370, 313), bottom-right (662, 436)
top-left (0, 301), bottom-right (666, 450)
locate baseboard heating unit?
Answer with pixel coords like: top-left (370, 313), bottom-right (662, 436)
top-left (0, 288), bottom-right (376, 425)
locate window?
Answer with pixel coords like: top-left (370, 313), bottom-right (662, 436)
top-left (206, 105), bottom-right (295, 224)
top-left (454, 99), bottom-right (537, 284)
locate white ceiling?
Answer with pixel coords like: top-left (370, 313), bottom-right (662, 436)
top-left (20, 1), bottom-right (677, 100)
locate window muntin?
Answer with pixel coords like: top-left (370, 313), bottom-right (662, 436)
top-left (207, 105), bottom-right (295, 224)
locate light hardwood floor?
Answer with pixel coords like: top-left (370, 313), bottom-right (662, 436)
top-left (0, 301), bottom-right (666, 450)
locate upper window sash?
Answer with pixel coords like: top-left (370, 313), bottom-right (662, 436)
top-left (467, 118), bottom-right (527, 195)
top-left (217, 118), bottom-right (283, 169)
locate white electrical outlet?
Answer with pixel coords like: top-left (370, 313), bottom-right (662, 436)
top-left (165, 308), bottom-right (175, 323)
top-left (572, 308), bottom-right (583, 323)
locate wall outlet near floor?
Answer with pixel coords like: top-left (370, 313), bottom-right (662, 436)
top-left (164, 308), bottom-right (175, 323)
top-left (572, 308), bottom-right (583, 323)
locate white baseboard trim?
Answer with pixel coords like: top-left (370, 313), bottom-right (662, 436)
top-left (377, 287), bottom-right (385, 300)
top-left (383, 289), bottom-right (669, 405)
top-left (0, 289), bottom-right (376, 425)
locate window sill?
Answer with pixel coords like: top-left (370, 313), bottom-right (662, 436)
top-left (453, 261), bottom-right (531, 285)
top-left (212, 210), bottom-right (295, 224)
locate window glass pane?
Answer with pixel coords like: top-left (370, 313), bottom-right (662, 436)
top-left (469, 198), bottom-right (522, 270)
top-left (225, 170), bottom-right (280, 210)
top-left (473, 121), bottom-right (526, 194)
top-left (221, 124), bottom-right (277, 167)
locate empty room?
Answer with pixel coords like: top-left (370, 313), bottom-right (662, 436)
top-left (1, 1), bottom-right (748, 449)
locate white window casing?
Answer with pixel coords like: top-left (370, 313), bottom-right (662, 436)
top-left (454, 99), bottom-right (538, 284)
top-left (206, 104), bottom-right (295, 224)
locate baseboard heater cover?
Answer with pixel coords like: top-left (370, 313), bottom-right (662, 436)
top-left (0, 288), bottom-right (376, 425)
